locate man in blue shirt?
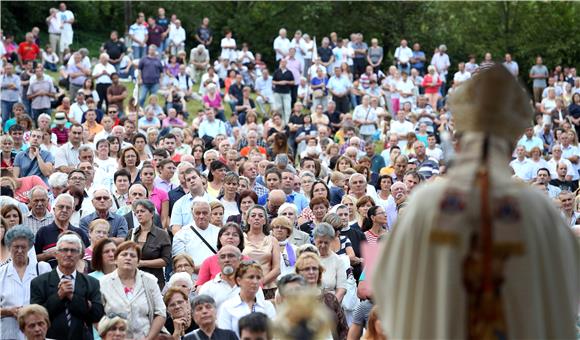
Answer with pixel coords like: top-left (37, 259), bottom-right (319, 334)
top-left (411, 43), bottom-right (426, 75)
top-left (14, 129), bottom-right (54, 183)
top-left (138, 45), bottom-right (164, 107)
top-left (281, 168), bottom-right (308, 214)
top-left (327, 67), bottom-right (352, 114)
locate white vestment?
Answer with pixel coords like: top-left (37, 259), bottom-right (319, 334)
top-left (373, 133), bottom-right (580, 339)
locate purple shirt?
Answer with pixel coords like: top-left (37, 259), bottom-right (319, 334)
top-left (138, 56), bottom-right (164, 85)
top-left (285, 57), bottom-right (302, 85)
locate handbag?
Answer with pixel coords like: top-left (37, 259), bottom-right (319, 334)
top-left (313, 89), bottom-right (324, 98)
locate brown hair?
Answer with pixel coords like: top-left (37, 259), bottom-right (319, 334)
top-left (88, 219), bottom-right (110, 234)
top-left (235, 260), bottom-right (263, 282)
top-left (362, 306), bottom-right (385, 340)
top-left (1, 204), bottom-right (23, 225)
top-left (163, 286), bottom-right (189, 306)
top-left (309, 196), bottom-right (330, 210)
top-left (91, 238), bottom-right (116, 272)
top-left (119, 146), bottom-right (140, 168)
top-left (356, 195), bottom-right (376, 210)
top-left (172, 253), bottom-right (195, 269)
top-left (114, 240), bottom-right (141, 260)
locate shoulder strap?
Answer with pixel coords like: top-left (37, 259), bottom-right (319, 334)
top-left (190, 225), bottom-right (217, 254)
top-left (36, 262), bottom-right (39, 276)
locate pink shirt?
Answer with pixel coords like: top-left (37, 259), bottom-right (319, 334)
top-left (196, 253), bottom-right (251, 286)
top-left (150, 187), bottom-right (169, 215)
top-left (15, 176), bottom-right (48, 203)
top-left (203, 93), bottom-right (222, 109)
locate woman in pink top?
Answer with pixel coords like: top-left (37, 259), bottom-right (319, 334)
top-left (14, 175), bottom-right (48, 204)
top-left (196, 223), bottom-right (251, 286)
top-left (202, 83), bottom-right (225, 120)
top-left (421, 65), bottom-right (443, 110)
top-left (139, 161), bottom-right (169, 229)
top-left (362, 205), bottom-right (388, 245)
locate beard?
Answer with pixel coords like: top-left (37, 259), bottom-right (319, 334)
top-left (222, 265), bottom-right (235, 276)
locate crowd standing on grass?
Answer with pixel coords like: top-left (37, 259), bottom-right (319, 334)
top-left (0, 3), bottom-right (580, 340)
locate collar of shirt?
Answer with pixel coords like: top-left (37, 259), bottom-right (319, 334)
top-left (27, 211), bottom-right (53, 221)
top-left (56, 267), bottom-right (77, 281)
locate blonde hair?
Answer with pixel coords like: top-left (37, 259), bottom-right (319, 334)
top-left (295, 252), bottom-right (325, 286)
top-left (88, 218), bottom-right (110, 234)
top-left (18, 304), bottom-right (50, 332)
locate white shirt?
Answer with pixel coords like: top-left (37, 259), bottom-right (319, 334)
top-left (129, 23), bottom-right (148, 46)
top-left (217, 294), bottom-right (276, 337)
top-left (171, 223), bottom-right (220, 271)
top-left (453, 71), bottom-right (472, 84)
top-left (547, 158), bottom-right (575, 180)
top-left (92, 63), bottom-right (116, 84)
top-left (431, 53), bottom-right (451, 79)
top-left (220, 37), bottom-right (237, 61)
top-left (273, 36), bottom-right (290, 61)
top-left (396, 78), bottom-right (416, 105)
top-left (426, 146), bottom-right (444, 162)
top-left (0, 261), bottom-right (51, 340)
top-left (199, 273), bottom-right (265, 309)
top-left (199, 73), bottom-right (220, 95)
top-left (394, 46), bottom-right (413, 63)
top-left (54, 142), bottom-right (81, 169)
top-left (390, 119), bottom-right (415, 143)
top-left (58, 10), bottom-right (74, 32)
top-left (509, 158), bottom-right (535, 181)
top-left (255, 75), bottom-right (273, 99)
top-left (68, 102), bottom-right (87, 124)
top-left (237, 50), bottom-right (255, 64)
top-left (169, 26), bottom-right (186, 45)
top-left (299, 39), bottom-right (315, 60)
top-left (48, 15), bottom-right (62, 34)
top-left (289, 38), bottom-right (304, 63)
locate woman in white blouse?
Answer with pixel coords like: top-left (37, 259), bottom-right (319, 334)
top-left (92, 53), bottom-right (116, 110)
top-left (100, 241), bottom-right (166, 340)
top-left (220, 29), bottom-right (237, 62)
top-left (0, 225), bottom-right (51, 340)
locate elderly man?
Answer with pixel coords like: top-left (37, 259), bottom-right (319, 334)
top-left (118, 182), bottom-right (162, 230)
top-left (79, 187), bottom-right (128, 243)
top-left (558, 190), bottom-right (580, 228)
top-left (54, 124), bottom-right (83, 173)
top-left (184, 295), bottom-right (238, 340)
top-left (189, 44), bottom-right (210, 83)
top-left (374, 65), bottom-right (579, 339)
top-left (34, 194), bottom-right (90, 267)
top-left (199, 244), bottom-right (264, 309)
top-left (266, 189), bottom-right (286, 220)
top-left (170, 168), bottom-right (213, 233)
top-left (348, 173), bottom-right (378, 203)
top-left (14, 129), bottom-right (54, 183)
top-left (172, 199), bottom-right (220, 276)
top-left (30, 233), bottom-right (104, 339)
top-left (25, 186), bottom-right (54, 235)
top-left (509, 145), bottom-right (534, 181)
top-left (168, 162), bottom-right (193, 215)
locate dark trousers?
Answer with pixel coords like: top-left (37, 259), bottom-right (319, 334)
top-left (290, 85), bottom-right (298, 107)
top-left (96, 83), bottom-right (110, 111)
top-left (353, 58), bottom-right (367, 79)
top-left (333, 95), bottom-right (350, 114)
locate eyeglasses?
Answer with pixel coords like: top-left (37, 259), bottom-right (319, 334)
top-left (55, 205), bottom-right (73, 211)
top-left (69, 176), bottom-right (86, 181)
top-left (93, 196), bottom-right (110, 201)
top-left (271, 225), bottom-right (287, 230)
top-left (240, 259), bottom-right (258, 266)
top-left (59, 247), bottom-right (81, 254)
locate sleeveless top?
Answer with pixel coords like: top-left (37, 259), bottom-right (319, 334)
top-left (243, 234), bottom-right (276, 289)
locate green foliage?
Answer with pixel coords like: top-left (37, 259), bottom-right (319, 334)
top-left (3, 1), bottom-right (579, 86)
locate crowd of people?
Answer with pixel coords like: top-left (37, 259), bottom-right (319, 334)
top-left (1, 3), bottom-right (580, 340)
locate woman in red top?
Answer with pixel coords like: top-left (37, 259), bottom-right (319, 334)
top-left (422, 65), bottom-right (443, 110)
top-left (0, 134), bottom-right (17, 171)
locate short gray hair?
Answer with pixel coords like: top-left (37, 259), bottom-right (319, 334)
top-left (5, 225), bottom-right (35, 249)
top-left (192, 198), bottom-right (210, 212)
top-left (54, 193), bottom-right (75, 207)
top-left (48, 172), bottom-right (68, 188)
top-left (322, 213), bottom-right (342, 230)
top-left (312, 222), bottom-right (335, 240)
top-left (56, 233), bottom-right (83, 252)
top-left (78, 145), bottom-right (93, 155)
top-left (191, 294), bottom-right (216, 310)
top-left (278, 203), bottom-right (298, 217)
top-left (168, 272), bottom-right (194, 289)
top-left (28, 186), bottom-right (49, 200)
top-left (132, 199), bottom-right (156, 214)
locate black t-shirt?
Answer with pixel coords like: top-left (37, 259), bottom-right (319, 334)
top-left (156, 16), bottom-right (169, 30)
top-left (318, 46), bottom-right (333, 62)
top-left (103, 40), bottom-right (127, 60)
top-left (183, 328), bottom-right (237, 340)
top-left (326, 110), bottom-right (342, 131)
top-left (288, 114), bottom-right (304, 138)
top-left (229, 83), bottom-right (244, 101)
top-left (272, 69), bottom-right (294, 93)
top-left (196, 26), bottom-right (213, 44)
top-left (549, 178), bottom-right (579, 192)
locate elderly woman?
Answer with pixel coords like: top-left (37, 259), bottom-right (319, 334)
top-left (270, 216), bottom-right (297, 277)
top-left (17, 304), bottom-right (50, 340)
top-left (173, 253), bottom-right (195, 278)
top-left (277, 203), bottom-right (310, 247)
top-left (166, 272), bottom-right (195, 299)
top-left (84, 219), bottom-right (110, 264)
top-left (101, 241), bottom-right (166, 340)
top-left (226, 190), bottom-right (258, 229)
top-left (97, 315), bottom-right (128, 340)
top-left (242, 205), bottom-right (281, 300)
top-left (119, 146), bottom-right (141, 183)
top-left (0, 226), bottom-right (51, 340)
top-left (139, 161), bottom-right (170, 229)
top-left (164, 287), bottom-right (197, 338)
top-left (295, 252), bottom-right (348, 340)
top-left (207, 160), bottom-right (229, 199)
top-left (421, 65), bottom-right (442, 110)
top-left (126, 199), bottom-right (171, 289)
top-left (89, 238), bottom-right (117, 280)
top-left (203, 83), bottom-right (226, 121)
top-left (217, 261), bottom-right (276, 337)
top-left (197, 222), bottom-right (247, 286)
top-left (298, 197), bottom-right (330, 235)
top-left (312, 223), bottom-right (348, 302)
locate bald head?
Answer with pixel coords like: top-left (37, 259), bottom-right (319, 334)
top-left (268, 189), bottom-right (287, 207)
top-left (218, 244), bottom-right (241, 259)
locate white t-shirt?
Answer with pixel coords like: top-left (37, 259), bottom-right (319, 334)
top-left (394, 46), bottom-right (413, 63)
top-left (453, 71), bottom-right (472, 84)
top-left (299, 39), bottom-right (315, 60)
top-left (273, 36), bottom-right (290, 61)
top-left (220, 37), bottom-right (237, 61)
top-left (426, 146), bottom-right (443, 161)
top-left (58, 10), bottom-right (74, 32)
top-left (92, 63), bottom-right (116, 84)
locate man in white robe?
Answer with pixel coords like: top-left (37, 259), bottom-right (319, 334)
top-left (373, 64), bottom-right (580, 339)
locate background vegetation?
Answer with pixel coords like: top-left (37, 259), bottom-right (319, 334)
top-left (2, 1), bottom-right (579, 86)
